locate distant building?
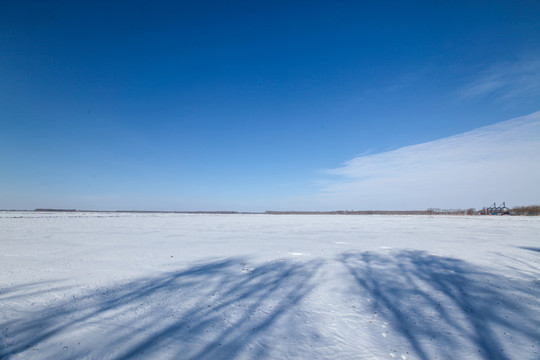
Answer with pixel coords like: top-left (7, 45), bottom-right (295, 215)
top-left (481, 202), bottom-right (510, 215)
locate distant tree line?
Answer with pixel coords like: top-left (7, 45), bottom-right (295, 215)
top-left (426, 208), bottom-right (475, 215)
top-left (34, 208), bottom-right (77, 212)
top-left (511, 205), bottom-right (540, 216)
top-left (28, 206), bottom-right (539, 216)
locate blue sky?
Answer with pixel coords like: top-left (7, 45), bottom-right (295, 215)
top-left (1, 1), bottom-right (539, 211)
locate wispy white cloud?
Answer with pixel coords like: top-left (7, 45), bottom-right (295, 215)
top-left (308, 111), bottom-right (540, 210)
top-left (461, 58), bottom-right (540, 103)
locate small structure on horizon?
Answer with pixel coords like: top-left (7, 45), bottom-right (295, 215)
top-left (481, 202), bottom-right (510, 215)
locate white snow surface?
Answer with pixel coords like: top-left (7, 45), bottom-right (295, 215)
top-left (1, 212), bottom-right (539, 359)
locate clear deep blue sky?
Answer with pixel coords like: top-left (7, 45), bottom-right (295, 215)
top-left (1, 1), bottom-right (539, 211)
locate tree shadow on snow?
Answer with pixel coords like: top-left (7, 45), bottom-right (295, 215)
top-left (0, 257), bottom-right (323, 359)
top-left (519, 246), bottom-right (540, 253)
top-left (339, 250), bottom-right (540, 360)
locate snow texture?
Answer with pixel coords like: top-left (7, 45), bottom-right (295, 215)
top-left (1, 212), bottom-right (539, 359)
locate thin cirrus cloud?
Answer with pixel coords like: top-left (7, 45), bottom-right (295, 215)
top-left (461, 58), bottom-right (540, 104)
top-left (313, 111), bottom-right (540, 210)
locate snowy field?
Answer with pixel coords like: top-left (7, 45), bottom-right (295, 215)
top-left (0, 212), bottom-right (539, 360)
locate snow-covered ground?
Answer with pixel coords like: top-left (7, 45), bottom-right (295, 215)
top-left (1, 212), bottom-right (539, 359)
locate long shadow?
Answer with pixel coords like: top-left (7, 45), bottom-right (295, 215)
top-left (339, 250), bottom-right (540, 360)
top-left (520, 246), bottom-right (540, 253)
top-left (0, 257), bottom-right (322, 359)
top-left (0, 280), bottom-right (70, 301)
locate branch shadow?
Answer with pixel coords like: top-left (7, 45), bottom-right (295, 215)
top-left (339, 250), bottom-right (540, 360)
top-left (1, 257), bottom-right (323, 359)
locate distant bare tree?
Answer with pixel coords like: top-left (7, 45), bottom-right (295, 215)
top-left (511, 205), bottom-right (540, 216)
